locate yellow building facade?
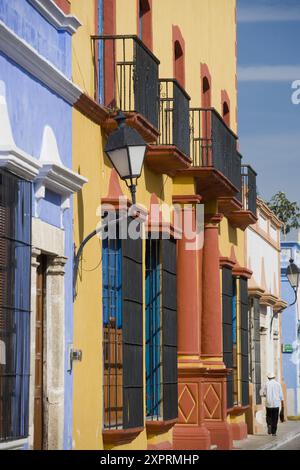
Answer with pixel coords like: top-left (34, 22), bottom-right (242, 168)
top-left (70, 0), bottom-right (257, 450)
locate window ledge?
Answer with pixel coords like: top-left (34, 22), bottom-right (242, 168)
top-left (0, 145), bottom-right (41, 181)
top-left (27, 0), bottom-right (81, 35)
top-left (0, 438), bottom-right (27, 450)
top-left (146, 418), bottom-right (178, 435)
top-left (227, 404), bottom-right (249, 415)
top-left (102, 427), bottom-right (144, 446)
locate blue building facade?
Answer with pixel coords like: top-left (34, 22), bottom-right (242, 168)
top-left (281, 241), bottom-right (300, 417)
top-left (0, 0), bottom-right (85, 449)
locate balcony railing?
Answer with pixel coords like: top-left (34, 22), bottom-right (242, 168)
top-left (241, 165), bottom-right (257, 215)
top-left (158, 79), bottom-right (191, 157)
top-left (92, 35), bottom-right (160, 129)
top-left (189, 108), bottom-right (242, 193)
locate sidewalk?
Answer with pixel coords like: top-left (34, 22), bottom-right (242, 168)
top-left (233, 420), bottom-right (300, 450)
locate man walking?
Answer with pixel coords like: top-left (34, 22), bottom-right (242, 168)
top-left (262, 373), bottom-right (284, 437)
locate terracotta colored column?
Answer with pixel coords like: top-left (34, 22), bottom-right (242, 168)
top-left (172, 198), bottom-right (211, 450)
top-left (201, 214), bottom-right (223, 362)
top-left (177, 205), bottom-right (200, 356)
top-left (200, 213), bottom-right (233, 450)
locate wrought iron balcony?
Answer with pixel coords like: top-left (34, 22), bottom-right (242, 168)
top-left (188, 108), bottom-right (242, 200)
top-left (146, 79), bottom-right (191, 175)
top-left (158, 79), bottom-right (190, 157)
top-left (241, 165), bottom-right (257, 215)
top-left (92, 35), bottom-right (160, 140)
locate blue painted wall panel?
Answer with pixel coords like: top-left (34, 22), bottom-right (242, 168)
top-left (0, 0), bottom-right (71, 76)
top-left (0, 0), bottom-right (75, 447)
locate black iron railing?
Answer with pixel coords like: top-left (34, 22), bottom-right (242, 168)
top-left (241, 165), bottom-right (257, 215)
top-left (158, 79), bottom-right (190, 157)
top-left (189, 108), bottom-right (242, 193)
top-left (92, 35), bottom-right (160, 129)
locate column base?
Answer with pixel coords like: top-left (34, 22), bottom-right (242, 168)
top-left (173, 424), bottom-right (211, 450)
top-left (230, 422), bottom-right (248, 441)
top-left (205, 422), bottom-right (233, 450)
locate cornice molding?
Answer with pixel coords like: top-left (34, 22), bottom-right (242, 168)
top-left (0, 145), bottom-right (41, 181)
top-left (260, 293), bottom-right (278, 307)
top-left (0, 20), bottom-right (82, 105)
top-left (248, 286), bottom-right (265, 299)
top-left (28, 0), bottom-right (81, 35)
top-left (36, 163), bottom-right (87, 196)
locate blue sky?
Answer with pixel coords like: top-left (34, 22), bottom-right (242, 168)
top-left (237, 0), bottom-right (300, 216)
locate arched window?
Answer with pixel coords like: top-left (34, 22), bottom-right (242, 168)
top-left (221, 91), bottom-right (231, 127)
top-left (174, 41), bottom-right (184, 88)
top-left (138, 0), bottom-right (153, 50)
top-left (172, 26), bottom-right (185, 88)
top-left (202, 76), bottom-right (211, 108)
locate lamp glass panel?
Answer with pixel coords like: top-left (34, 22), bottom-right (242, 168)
top-left (128, 145), bottom-right (146, 177)
top-left (287, 270), bottom-right (300, 289)
top-left (107, 148), bottom-right (130, 179)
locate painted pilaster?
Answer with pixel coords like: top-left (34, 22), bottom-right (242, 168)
top-left (173, 200), bottom-right (211, 450)
top-left (44, 256), bottom-right (67, 450)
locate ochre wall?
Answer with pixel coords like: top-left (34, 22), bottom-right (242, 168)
top-left (116, 0), bottom-right (237, 131)
top-left (71, 0), bottom-right (242, 449)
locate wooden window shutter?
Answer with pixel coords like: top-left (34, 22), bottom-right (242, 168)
top-left (122, 227), bottom-right (143, 429)
top-left (222, 267), bottom-right (234, 409)
top-left (240, 277), bottom-right (250, 406)
top-left (161, 238), bottom-right (178, 421)
top-left (253, 297), bottom-right (261, 405)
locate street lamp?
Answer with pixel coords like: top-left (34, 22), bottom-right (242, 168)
top-left (286, 258), bottom-right (300, 307)
top-left (73, 112), bottom-right (146, 299)
top-left (104, 112), bottom-right (147, 205)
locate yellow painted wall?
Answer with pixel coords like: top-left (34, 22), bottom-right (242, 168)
top-left (116, 0), bottom-right (237, 132)
top-left (71, 0), bottom-right (240, 449)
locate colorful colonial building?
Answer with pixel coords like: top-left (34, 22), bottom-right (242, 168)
top-left (246, 198), bottom-right (287, 434)
top-left (281, 238), bottom-right (300, 418)
top-left (0, 0), bottom-right (86, 450)
top-left (70, 0), bottom-right (258, 450)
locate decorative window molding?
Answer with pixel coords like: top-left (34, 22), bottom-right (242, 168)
top-left (0, 146), bottom-right (41, 181)
top-left (34, 126), bottom-right (87, 226)
top-left (36, 163), bottom-right (87, 196)
top-left (0, 20), bottom-right (83, 105)
top-left (0, 439), bottom-right (28, 450)
top-left (28, 0), bottom-right (81, 35)
top-left (0, 83), bottom-right (41, 180)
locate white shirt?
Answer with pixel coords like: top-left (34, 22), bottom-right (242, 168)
top-left (262, 379), bottom-right (283, 408)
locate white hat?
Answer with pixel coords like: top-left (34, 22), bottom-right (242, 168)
top-left (267, 372), bottom-right (275, 379)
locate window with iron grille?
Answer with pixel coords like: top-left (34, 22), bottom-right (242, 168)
top-left (102, 237), bottom-right (123, 430)
top-left (0, 170), bottom-right (31, 442)
top-left (146, 240), bottom-right (162, 420)
top-left (232, 277), bottom-right (239, 405)
top-left (102, 221), bottom-right (144, 431)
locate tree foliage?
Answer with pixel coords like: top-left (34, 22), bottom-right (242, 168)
top-left (267, 191), bottom-right (300, 237)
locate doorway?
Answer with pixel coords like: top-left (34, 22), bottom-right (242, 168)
top-left (33, 255), bottom-right (47, 450)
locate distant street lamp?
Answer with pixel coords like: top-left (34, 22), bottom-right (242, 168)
top-left (286, 258), bottom-right (300, 307)
top-left (104, 112), bottom-right (147, 205)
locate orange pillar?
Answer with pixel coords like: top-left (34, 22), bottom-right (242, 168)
top-left (199, 213), bottom-right (233, 450)
top-left (172, 198), bottom-right (211, 450)
top-left (201, 214), bottom-right (223, 361)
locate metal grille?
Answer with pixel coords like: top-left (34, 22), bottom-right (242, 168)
top-left (240, 278), bottom-right (250, 407)
top-left (146, 240), bottom-right (162, 420)
top-left (189, 108), bottom-right (242, 193)
top-left (0, 170), bottom-right (31, 442)
top-left (242, 165), bottom-right (257, 215)
top-left (222, 267), bottom-right (234, 409)
top-left (102, 238), bottom-right (123, 430)
top-left (93, 35), bottom-right (159, 129)
top-left (158, 79), bottom-right (190, 157)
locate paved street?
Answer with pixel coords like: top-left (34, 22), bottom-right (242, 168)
top-left (276, 434), bottom-right (300, 450)
top-left (234, 421), bottom-right (300, 450)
